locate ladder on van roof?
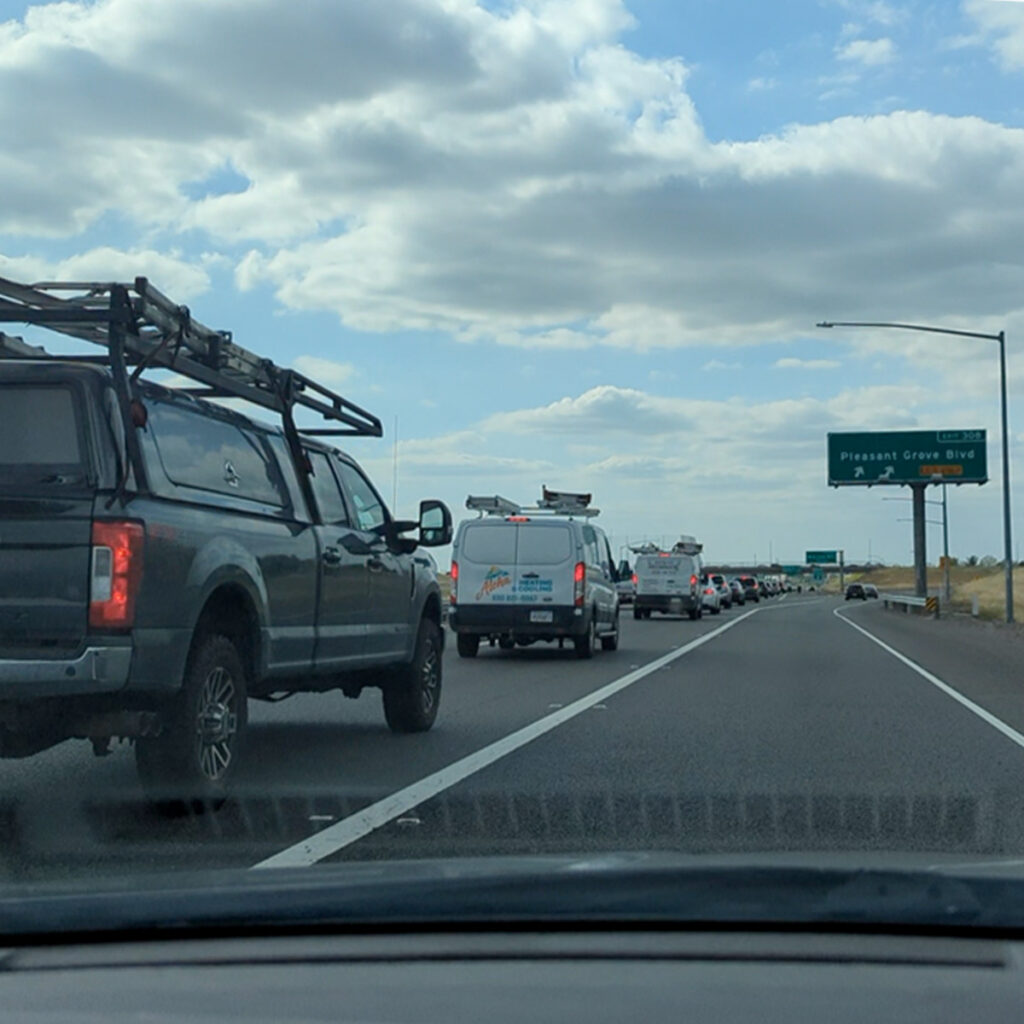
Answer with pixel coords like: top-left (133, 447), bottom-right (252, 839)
top-left (0, 275), bottom-right (382, 438)
top-left (466, 489), bottom-right (600, 518)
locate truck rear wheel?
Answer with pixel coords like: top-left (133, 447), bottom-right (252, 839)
top-left (135, 633), bottom-right (248, 811)
top-left (383, 619), bottom-right (442, 733)
top-left (456, 633), bottom-right (480, 658)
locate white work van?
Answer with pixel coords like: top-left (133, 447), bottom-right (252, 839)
top-left (449, 491), bottom-right (621, 659)
top-left (632, 536), bottom-right (704, 620)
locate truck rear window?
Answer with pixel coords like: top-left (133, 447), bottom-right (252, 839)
top-left (0, 386), bottom-right (83, 469)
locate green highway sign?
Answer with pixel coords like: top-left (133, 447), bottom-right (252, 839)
top-left (812, 567), bottom-right (824, 582)
top-left (781, 565), bottom-right (802, 576)
top-left (828, 429), bottom-right (987, 487)
top-left (806, 550), bottom-right (837, 564)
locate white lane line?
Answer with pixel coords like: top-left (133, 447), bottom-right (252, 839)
top-left (253, 607), bottom-right (761, 869)
top-left (833, 606), bottom-right (1024, 753)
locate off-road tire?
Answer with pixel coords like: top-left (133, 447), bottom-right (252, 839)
top-left (135, 633), bottom-right (248, 811)
top-left (383, 619), bottom-right (442, 733)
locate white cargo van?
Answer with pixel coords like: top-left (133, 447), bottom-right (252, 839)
top-left (449, 491), bottom-right (620, 659)
top-left (632, 536), bottom-right (704, 620)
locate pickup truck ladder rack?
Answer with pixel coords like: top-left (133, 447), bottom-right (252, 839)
top-left (0, 276), bottom-right (382, 438)
top-left (0, 275), bottom-right (383, 512)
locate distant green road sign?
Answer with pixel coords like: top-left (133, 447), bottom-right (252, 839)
top-left (812, 567), bottom-right (824, 582)
top-left (828, 429), bottom-right (987, 486)
top-left (806, 550), bottom-right (837, 564)
top-left (781, 565), bottom-right (802, 576)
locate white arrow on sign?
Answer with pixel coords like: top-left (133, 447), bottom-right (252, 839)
top-left (879, 466), bottom-right (895, 480)
top-left (854, 466), bottom-right (865, 478)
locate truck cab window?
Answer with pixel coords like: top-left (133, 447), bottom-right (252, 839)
top-left (307, 450), bottom-right (349, 525)
top-left (335, 460), bottom-right (387, 533)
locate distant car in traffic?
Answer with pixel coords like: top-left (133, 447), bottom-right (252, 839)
top-left (736, 576), bottom-right (760, 602)
top-left (728, 579), bottom-right (746, 606)
top-left (615, 561), bottom-right (635, 604)
top-left (701, 579), bottom-right (722, 615)
top-left (845, 583), bottom-right (867, 601)
top-left (707, 573), bottom-right (732, 609)
top-left (863, 583), bottom-right (879, 599)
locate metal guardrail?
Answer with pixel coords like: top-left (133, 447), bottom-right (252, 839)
top-left (880, 593), bottom-right (940, 618)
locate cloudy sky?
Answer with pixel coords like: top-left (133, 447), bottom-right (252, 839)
top-left (2, 0), bottom-right (1024, 566)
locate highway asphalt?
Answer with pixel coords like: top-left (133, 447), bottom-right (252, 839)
top-left (4, 594), bottom-right (1024, 883)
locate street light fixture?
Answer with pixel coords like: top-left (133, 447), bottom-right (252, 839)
top-left (817, 320), bottom-right (1012, 623)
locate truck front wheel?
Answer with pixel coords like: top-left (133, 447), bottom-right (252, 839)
top-left (135, 633), bottom-right (248, 810)
top-left (383, 619), bottom-right (442, 733)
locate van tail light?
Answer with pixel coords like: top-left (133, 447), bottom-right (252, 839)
top-left (631, 573), bottom-right (638, 585)
top-left (90, 521), bottom-right (145, 629)
top-left (574, 561), bottom-right (586, 607)
top-left (690, 574), bottom-right (698, 588)
top-left (450, 561), bottom-right (458, 605)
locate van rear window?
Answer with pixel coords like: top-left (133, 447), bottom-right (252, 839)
top-left (517, 526), bottom-right (571, 565)
top-left (462, 525), bottom-right (517, 563)
top-left (0, 386), bottom-right (82, 468)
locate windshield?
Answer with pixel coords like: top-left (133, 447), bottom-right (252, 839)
top-left (2, 0), bottom-right (1024, 940)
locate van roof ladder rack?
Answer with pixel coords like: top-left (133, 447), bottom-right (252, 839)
top-left (465, 489), bottom-right (600, 518)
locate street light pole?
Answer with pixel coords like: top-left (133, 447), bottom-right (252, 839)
top-left (999, 331), bottom-right (1013, 622)
top-left (817, 320), bottom-right (1013, 623)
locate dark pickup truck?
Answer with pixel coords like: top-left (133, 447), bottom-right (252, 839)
top-left (0, 276), bottom-right (452, 805)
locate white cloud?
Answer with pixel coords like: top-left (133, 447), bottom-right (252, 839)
top-left (0, 246), bottom-right (209, 298)
top-left (774, 357), bottom-right (842, 370)
top-left (830, 1), bottom-right (904, 28)
top-left (703, 359), bottom-right (743, 371)
top-left (292, 356), bottom-right (356, 388)
top-left (0, 0), bottom-right (1021, 376)
top-left (836, 37), bottom-right (896, 65)
top-left (747, 76), bottom-right (777, 91)
top-left (966, 0), bottom-right (1024, 69)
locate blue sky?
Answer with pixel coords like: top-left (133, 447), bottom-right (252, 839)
top-left (2, 0), bottom-right (1024, 564)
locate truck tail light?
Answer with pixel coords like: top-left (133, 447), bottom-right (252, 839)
top-left (690, 574), bottom-right (698, 588)
top-left (450, 561), bottom-right (458, 605)
top-left (574, 561), bottom-right (586, 607)
top-left (90, 521), bottom-right (145, 629)
top-left (631, 573), bottom-right (638, 585)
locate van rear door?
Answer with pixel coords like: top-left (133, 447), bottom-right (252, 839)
top-left (514, 522), bottom-right (574, 625)
top-left (456, 520), bottom-right (575, 613)
top-left (636, 553), bottom-right (683, 597)
top-left (457, 522), bottom-right (519, 609)
top-left (0, 381), bottom-right (95, 658)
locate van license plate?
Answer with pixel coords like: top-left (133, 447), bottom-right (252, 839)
top-left (530, 611), bottom-right (553, 623)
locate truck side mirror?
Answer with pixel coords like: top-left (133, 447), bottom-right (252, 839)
top-left (418, 500), bottom-right (453, 547)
